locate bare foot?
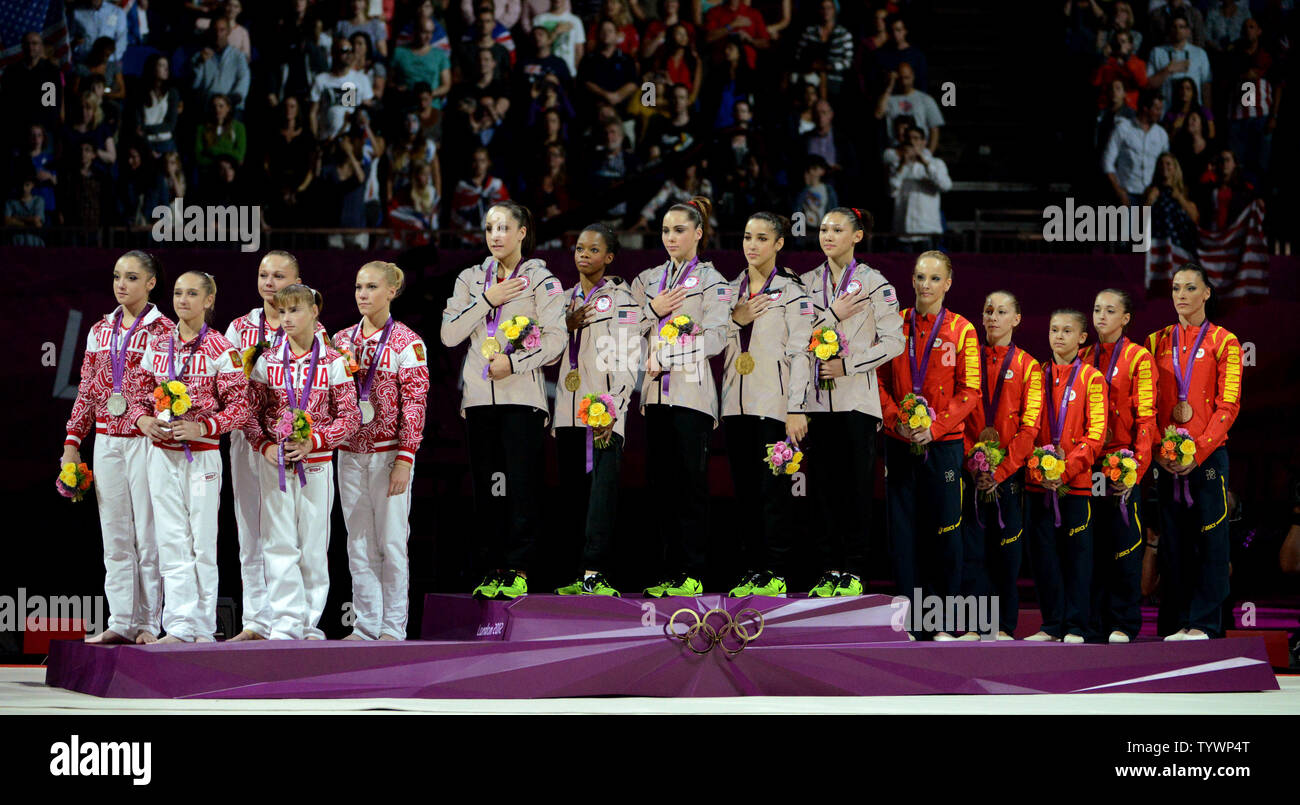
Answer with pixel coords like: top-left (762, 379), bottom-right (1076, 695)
top-left (342, 633), bottom-right (365, 641)
top-left (377, 634), bottom-right (402, 641)
top-left (194, 635), bottom-right (215, 643)
top-left (85, 629), bottom-right (131, 645)
top-left (157, 635), bottom-right (185, 644)
top-left (226, 630), bottom-right (266, 642)
top-left (135, 631), bottom-right (158, 644)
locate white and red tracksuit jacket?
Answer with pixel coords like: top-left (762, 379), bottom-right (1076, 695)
top-left (330, 320), bottom-right (430, 465)
top-left (127, 329), bottom-right (250, 453)
top-left (242, 344), bottom-right (363, 463)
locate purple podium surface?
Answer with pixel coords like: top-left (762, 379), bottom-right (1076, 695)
top-left (419, 593), bottom-right (909, 644)
top-left (45, 636), bottom-right (1279, 699)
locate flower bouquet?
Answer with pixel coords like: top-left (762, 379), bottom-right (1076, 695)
top-left (763, 439), bottom-right (804, 476)
top-left (807, 327), bottom-right (844, 391)
top-left (55, 462), bottom-right (93, 503)
top-left (153, 380), bottom-right (191, 423)
top-left (659, 314), bottom-right (701, 346)
top-left (576, 392), bottom-right (617, 449)
top-left (899, 392), bottom-right (935, 455)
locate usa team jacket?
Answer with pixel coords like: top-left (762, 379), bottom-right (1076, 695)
top-left (720, 268), bottom-right (814, 423)
top-left (549, 277), bottom-right (641, 438)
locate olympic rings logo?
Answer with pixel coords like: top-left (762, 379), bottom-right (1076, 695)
top-left (665, 608), bottom-right (764, 656)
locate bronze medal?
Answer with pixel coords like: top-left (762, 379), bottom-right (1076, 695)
top-left (736, 352), bottom-right (755, 376)
top-left (978, 427), bottom-right (998, 446)
top-left (564, 370), bottom-right (581, 392)
top-left (1172, 400), bottom-right (1193, 424)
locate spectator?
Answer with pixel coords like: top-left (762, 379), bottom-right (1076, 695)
top-left (71, 0), bottom-right (129, 64)
top-left (1171, 107), bottom-right (1214, 184)
top-left (65, 90), bottom-right (117, 168)
top-left (533, 0), bottom-right (587, 77)
top-left (874, 13), bottom-right (928, 92)
top-left (263, 95), bottom-right (317, 226)
top-left (1225, 18), bottom-right (1276, 185)
top-left (124, 0), bottom-right (158, 48)
top-left (794, 0), bottom-right (855, 99)
top-left (641, 83), bottom-right (697, 164)
top-left (1065, 0), bottom-right (1106, 58)
top-left (133, 53), bottom-right (182, 156)
top-left (1092, 30), bottom-right (1147, 110)
top-left (1163, 76), bottom-right (1215, 139)
top-left (19, 125), bottom-right (58, 219)
top-left (642, 0), bottom-right (695, 61)
top-left (190, 16), bottom-right (251, 111)
top-left (588, 0), bottom-right (641, 58)
top-left (394, 16), bottom-right (454, 105)
top-left (351, 110), bottom-right (386, 227)
top-left (752, 0), bottom-right (793, 42)
top-left (395, 0), bottom-right (451, 52)
top-left (1147, 13), bottom-right (1212, 109)
top-left (267, 0), bottom-right (324, 104)
top-left (195, 94), bottom-right (248, 175)
top-left (1206, 0), bottom-right (1252, 52)
top-left (350, 31), bottom-right (388, 101)
top-left (200, 154), bottom-right (254, 207)
top-left (163, 151), bottom-right (187, 201)
top-left (789, 81), bottom-right (822, 138)
top-left (700, 38), bottom-right (756, 129)
top-left (449, 48), bottom-right (512, 147)
top-left (655, 24), bottom-right (703, 100)
top-left (310, 37), bottom-right (375, 141)
top-left (1143, 152), bottom-right (1200, 239)
top-left (634, 161), bottom-right (715, 231)
top-left (1149, 0), bottom-right (1208, 50)
top-left (61, 142), bottom-right (113, 228)
top-left (194, 0), bottom-right (253, 60)
top-left (1, 32), bottom-right (63, 142)
top-left (793, 154), bottom-right (838, 245)
top-left (587, 116), bottom-right (637, 223)
top-left (527, 143), bottom-right (574, 229)
top-left (1096, 2), bottom-right (1142, 55)
top-left (387, 111), bottom-right (440, 201)
top-left (704, 0), bottom-right (770, 68)
top-left (888, 124), bottom-right (951, 251)
top-left (526, 78), bottom-right (577, 134)
top-left (5, 171), bottom-right (46, 247)
top-left (1095, 78), bottom-right (1137, 154)
top-left (801, 99), bottom-right (859, 193)
top-left (1194, 148), bottom-right (1256, 229)
top-left (336, 0), bottom-right (389, 58)
top-left (389, 158), bottom-right (441, 236)
top-left (73, 37), bottom-right (127, 104)
top-left (457, 4), bottom-right (517, 72)
top-left (319, 135), bottom-right (370, 247)
top-left (411, 82), bottom-right (442, 141)
top-left (861, 7), bottom-right (890, 55)
top-left (875, 61), bottom-right (944, 151)
top-left (462, 0), bottom-right (522, 29)
top-left (518, 25), bottom-right (574, 90)
top-left (1102, 90), bottom-right (1169, 206)
top-left (83, 74), bottom-right (122, 137)
top-left (117, 143), bottom-right (169, 226)
top-left (577, 20), bottom-right (639, 115)
top-left (451, 147), bottom-right (509, 234)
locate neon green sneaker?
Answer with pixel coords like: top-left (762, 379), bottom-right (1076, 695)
top-left (496, 571), bottom-right (529, 599)
top-left (644, 576), bottom-right (679, 598)
top-left (832, 573), bottom-right (864, 596)
top-left (749, 573), bottom-right (787, 597)
top-left (580, 573), bottom-right (620, 597)
top-left (809, 571), bottom-right (841, 598)
top-left (555, 578), bottom-right (585, 595)
top-left (661, 576), bottom-right (703, 597)
top-left (472, 571), bottom-right (502, 600)
top-left (728, 571), bottom-right (762, 598)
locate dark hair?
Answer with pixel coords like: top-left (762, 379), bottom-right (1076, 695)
top-left (178, 270), bottom-right (219, 325)
top-left (1051, 307), bottom-right (1088, 330)
top-left (827, 206), bottom-right (873, 233)
top-left (905, 124), bottom-right (926, 141)
top-left (349, 30), bottom-right (376, 65)
top-left (804, 154), bottom-right (830, 172)
top-left (490, 200), bottom-right (536, 256)
top-left (1172, 262), bottom-right (1217, 320)
top-left (413, 81), bottom-right (433, 95)
top-left (142, 53), bottom-right (170, 90)
top-left (119, 250), bottom-right (165, 297)
top-left (985, 289), bottom-right (1021, 314)
top-left (667, 195), bottom-right (714, 248)
top-left (1095, 287), bottom-right (1134, 318)
top-left (747, 211), bottom-right (790, 244)
top-left (1137, 89), bottom-right (1163, 111)
top-left (579, 222), bottom-right (621, 255)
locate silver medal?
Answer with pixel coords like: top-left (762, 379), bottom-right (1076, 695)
top-left (360, 400), bottom-right (375, 424)
top-left (107, 393), bottom-right (127, 416)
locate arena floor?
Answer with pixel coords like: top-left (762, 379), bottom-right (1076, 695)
top-left (1, 666), bottom-right (1296, 715)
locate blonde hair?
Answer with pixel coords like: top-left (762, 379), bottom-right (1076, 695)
top-left (1158, 152), bottom-right (1187, 197)
top-left (916, 249), bottom-right (953, 278)
top-left (359, 261), bottom-right (406, 296)
top-left (274, 283), bottom-right (323, 318)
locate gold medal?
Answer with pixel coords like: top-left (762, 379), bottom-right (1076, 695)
top-left (978, 427), bottom-right (998, 446)
top-left (480, 336), bottom-right (501, 359)
top-left (1172, 400), bottom-right (1193, 424)
top-left (736, 352), bottom-right (755, 376)
top-left (564, 370), bottom-right (581, 392)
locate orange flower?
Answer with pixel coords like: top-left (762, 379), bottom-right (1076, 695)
top-left (1027, 456), bottom-right (1040, 469)
top-left (1107, 455), bottom-right (1119, 467)
top-left (78, 477), bottom-right (90, 490)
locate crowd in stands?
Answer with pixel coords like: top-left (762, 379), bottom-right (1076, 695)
top-left (1, 0), bottom-right (956, 248)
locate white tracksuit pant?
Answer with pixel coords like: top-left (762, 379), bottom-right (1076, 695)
top-left (147, 447), bottom-right (221, 640)
top-left (230, 432), bottom-right (271, 637)
top-left (92, 435), bottom-right (160, 639)
top-left (258, 455), bottom-right (334, 640)
top-left (338, 451), bottom-right (414, 640)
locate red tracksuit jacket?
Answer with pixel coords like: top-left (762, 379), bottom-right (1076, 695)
top-left (963, 344), bottom-right (1045, 484)
top-left (880, 308), bottom-right (981, 443)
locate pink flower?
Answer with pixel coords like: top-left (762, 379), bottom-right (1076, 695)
top-left (599, 394), bottom-right (615, 409)
top-left (771, 451), bottom-right (786, 466)
top-left (275, 410), bottom-right (294, 439)
top-left (926, 407), bottom-right (936, 419)
top-left (678, 335), bottom-right (694, 347)
top-left (522, 329), bottom-right (541, 350)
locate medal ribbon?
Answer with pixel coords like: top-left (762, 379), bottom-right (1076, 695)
top-left (279, 338), bottom-right (321, 492)
top-left (482, 258), bottom-right (524, 379)
top-left (109, 304), bottom-right (153, 398)
top-left (655, 257), bottom-right (698, 398)
top-left (737, 267), bottom-right (776, 354)
top-left (568, 279), bottom-right (606, 375)
top-left (981, 344), bottom-right (1017, 437)
top-left (819, 258), bottom-right (857, 311)
top-left (1172, 320), bottom-right (1210, 406)
top-left (1043, 357), bottom-right (1082, 527)
top-left (352, 316), bottom-right (394, 405)
top-left (907, 307), bottom-right (946, 396)
top-left (167, 324), bottom-right (208, 463)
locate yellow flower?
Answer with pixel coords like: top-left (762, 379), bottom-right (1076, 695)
top-left (1180, 453), bottom-right (1194, 466)
top-left (908, 414), bottom-right (922, 429)
top-left (62, 462), bottom-right (76, 473)
top-left (166, 380), bottom-right (186, 395)
top-left (172, 397), bottom-right (190, 415)
top-left (793, 452), bottom-right (803, 463)
top-left (917, 416), bottom-right (931, 430)
top-left (589, 402), bottom-right (606, 417)
top-left (661, 324), bottom-right (679, 341)
top-left (786, 462), bottom-right (800, 475)
top-left (814, 343), bottom-right (834, 361)
top-left (1040, 455), bottom-right (1058, 472)
top-left (1123, 472), bottom-right (1137, 487)
top-left (823, 331), bottom-right (838, 344)
top-left (1179, 440), bottom-right (1195, 456)
top-left (672, 315), bottom-right (689, 327)
top-left (59, 470), bottom-right (77, 485)
top-left (515, 316), bottom-right (530, 326)
top-left (1121, 457), bottom-right (1137, 470)
top-left (600, 413), bottom-right (613, 427)
top-left (504, 325), bottom-right (521, 341)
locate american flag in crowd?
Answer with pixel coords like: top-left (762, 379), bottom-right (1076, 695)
top-left (1146, 199), bottom-right (1268, 300)
top-left (0, 0), bottom-right (71, 70)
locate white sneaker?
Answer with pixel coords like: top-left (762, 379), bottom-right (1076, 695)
top-left (1022, 631), bottom-right (1060, 642)
top-left (1164, 629), bottom-right (1189, 642)
top-left (996, 631), bottom-right (1015, 641)
top-left (1108, 631), bottom-right (1130, 644)
top-left (1063, 634), bottom-right (1085, 644)
top-left (955, 632), bottom-right (983, 641)
top-left (933, 632), bottom-right (958, 642)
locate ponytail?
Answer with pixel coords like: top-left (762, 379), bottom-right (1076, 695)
top-left (120, 249), bottom-right (165, 298)
top-left (360, 260), bottom-right (406, 296)
top-left (747, 211), bottom-right (790, 246)
top-left (490, 201), bottom-right (537, 257)
top-left (828, 206), bottom-right (873, 233)
top-left (669, 195), bottom-right (714, 248)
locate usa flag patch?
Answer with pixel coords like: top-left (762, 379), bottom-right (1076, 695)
top-left (883, 287), bottom-right (896, 304)
top-left (798, 300), bottom-right (813, 316)
top-left (716, 286), bottom-right (734, 302)
top-left (545, 280), bottom-right (561, 296)
top-left (617, 310), bottom-right (637, 324)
